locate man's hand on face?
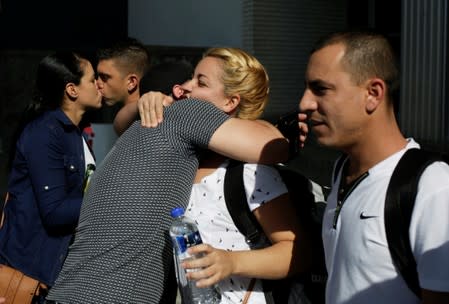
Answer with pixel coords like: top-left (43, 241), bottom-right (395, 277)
top-left (298, 112), bottom-right (309, 148)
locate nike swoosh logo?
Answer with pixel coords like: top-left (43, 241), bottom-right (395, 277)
top-left (360, 212), bottom-right (378, 219)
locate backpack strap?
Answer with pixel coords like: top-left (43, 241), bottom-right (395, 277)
top-left (224, 161), bottom-right (288, 304)
top-left (223, 160), bottom-right (265, 247)
top-left (385, 148), bottom-right (444, 299)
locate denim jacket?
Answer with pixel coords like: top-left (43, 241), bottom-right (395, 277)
top-left (0, 109), bottom-right (91, 286)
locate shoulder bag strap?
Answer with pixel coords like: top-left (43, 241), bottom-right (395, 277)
top-left (0, 192), bottom-right (9, 228)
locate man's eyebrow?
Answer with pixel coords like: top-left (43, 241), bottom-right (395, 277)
top-left (97, 72), bottom-right (110, 78)
top-left (306, 79), bottom-right (335, 89)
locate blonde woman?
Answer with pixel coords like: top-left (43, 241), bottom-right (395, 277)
top-left (139, 48), bottom-right (306, 304)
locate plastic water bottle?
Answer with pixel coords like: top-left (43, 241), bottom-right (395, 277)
top-left (169, 207), bottom-right (221, 304)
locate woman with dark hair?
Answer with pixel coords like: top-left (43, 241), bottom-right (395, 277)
top-left (0, 51), bottom-right (101, 302)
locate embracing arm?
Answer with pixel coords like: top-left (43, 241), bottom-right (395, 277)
top-left (113, 91), bottom-right (174, 135)
top-left (113, 101), bottom-right (139, 135)
top-left (184, 193), bottom-right (309, 287)
top-left (132, 93), bottom-right (289, 163)
top-left (208, 118), bottom-right (289, 164)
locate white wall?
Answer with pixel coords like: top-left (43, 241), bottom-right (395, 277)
top-left (128, 0), bottom-right (243, 48)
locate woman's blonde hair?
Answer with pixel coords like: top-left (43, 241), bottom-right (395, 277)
top-left (204, 48), bottom-right (269, 120)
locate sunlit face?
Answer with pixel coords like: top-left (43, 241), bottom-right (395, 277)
top-left (299, 43), bottom-right (367, 150)
top-left (96, 59), bottom-right (128, 106)
top-left (190, 56), bottom-right (229, 111)
top-left (76, 60), bottom-right (102, 109)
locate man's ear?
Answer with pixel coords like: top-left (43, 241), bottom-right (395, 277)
top-left (127, 74), bottom-right (139, 93)
top-left (172, 84), bottom-right (185, 99)
top-left (365, 78), bottom-right (385, 113)
top-left (65, 83), bottom-right (78, 100)
top-left (224, 94), bottom-right (240, 113)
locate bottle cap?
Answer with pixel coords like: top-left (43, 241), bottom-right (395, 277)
top-left (170, 207), bottom-right (185, 218)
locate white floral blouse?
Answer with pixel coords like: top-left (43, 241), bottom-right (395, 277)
top-left (185, 160), bottom-right (288, 304)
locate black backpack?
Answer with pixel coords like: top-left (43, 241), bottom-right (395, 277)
top-left (333, 148), bottom-right (449, 300)
top-left (224, 160), bottom-right (328, 304)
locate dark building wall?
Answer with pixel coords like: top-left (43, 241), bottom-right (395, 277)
top-left (0, 0), bottom-right (128, 50)
top-left (0, 0), bottom-right (128, 197)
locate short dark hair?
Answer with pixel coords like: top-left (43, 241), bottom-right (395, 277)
top-left (97, 37), bottom-right (150, 77)
top-left (312, 30), bottom-right (399, 103)
top-left (139, 60), bottom-right (193, 96)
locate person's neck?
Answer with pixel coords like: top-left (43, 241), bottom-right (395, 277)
top-left (194, 152), bottom-right (227, 184)
top-left (124, 90), bottom-right (140, 105)
top-left (344, 120), bottom-right (407, 184)
top-left (61, 103), bottom-right (84, 127)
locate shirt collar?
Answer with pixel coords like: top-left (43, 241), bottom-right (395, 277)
top-left (50, 108), bottom-right (80, 131)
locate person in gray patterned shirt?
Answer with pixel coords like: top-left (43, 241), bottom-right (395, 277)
top-left (46, 76), bottom-right (288, 303)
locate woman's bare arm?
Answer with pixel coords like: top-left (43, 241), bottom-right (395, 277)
top-left (208, 118), bottom-right (289, 164)
top-left (183, 193), bottom-right (310, 286)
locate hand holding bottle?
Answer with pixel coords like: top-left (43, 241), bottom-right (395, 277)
top-left (182, 243), bottom-right (236, 288)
